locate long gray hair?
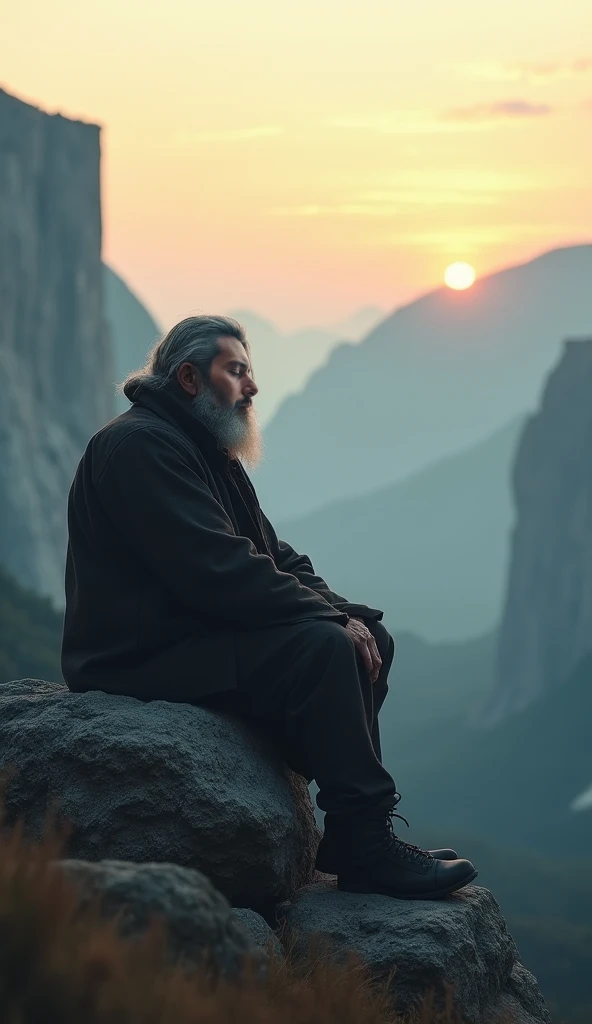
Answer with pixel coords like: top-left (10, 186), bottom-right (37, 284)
top-left (119, 315), bottom-right (250, 398)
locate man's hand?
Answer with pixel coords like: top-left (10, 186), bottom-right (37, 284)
top-left (345, 616), bottom-right (382, 684)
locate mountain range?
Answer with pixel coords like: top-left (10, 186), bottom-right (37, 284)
top-left (384, 649), bottom-right (592, 859)
top-left (275, 415), bottom-right (524, 640)
top-left (228, 307), bottom-right (384, 424)
top-left (102, 269), bottom-right (384, 425)
top-left (252, 244), bottom-right (592, 521)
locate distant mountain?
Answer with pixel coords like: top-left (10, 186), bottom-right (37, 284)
top-left (330, 306), bottom-right (386, 340)
top-left (394, 651), bottom-right (592, 858)
top-left (378, 335), bottom-right (590, 856)
top-left (229, 307), bottom-right (384, 425)
top-left (252, 244), bottom-right (592, 520)
top-left (101, 291), bottom-right (383, 426)
top-left (276, 416), bottom-right (524, 641)
top-left (103, 266), bottom-right (161, 413)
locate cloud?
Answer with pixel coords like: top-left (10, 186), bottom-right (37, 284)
top-left (330, 112), bottom-right (482, 134)
top-left (372, 223), bottom-right (571, 253)
top-left (447, 58), bottom-right (592, 83)
top-left (329, 101), bottom-right (552, 136)
top-left (175, 125), bottom-right (282, 143)
top-left (443, 100), bottom-right (553, 121)
top-left (355, 190), bottom-right (498, 206)
top-left (366, 170), bottom-right (548, 192)
top-left (271, 204), bottom-right (405, 217)
top-left (271, 170), bottom-right (552, 219)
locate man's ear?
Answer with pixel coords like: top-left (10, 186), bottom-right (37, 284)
top-left (176, 362), bottom-right (201, 397)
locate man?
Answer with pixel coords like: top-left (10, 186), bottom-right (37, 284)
top-left (62, 315), bottom-right (477, 900)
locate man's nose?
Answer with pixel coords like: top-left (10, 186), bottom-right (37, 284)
top-left (244, 377), bottom-right (258, 398)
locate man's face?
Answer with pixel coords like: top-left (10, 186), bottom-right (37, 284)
top-left (207, 335), bottom-right (258, 410)
top-left (190, 335), bottom-right (263, 469)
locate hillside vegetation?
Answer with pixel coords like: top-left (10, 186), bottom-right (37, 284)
top-left (0, 804), bottom-right (457, 1024)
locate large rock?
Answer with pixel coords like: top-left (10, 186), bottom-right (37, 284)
top-left (56, 859), bottom-right (267, 977)
top-left (277, 880), bottom-right (551, 1024)
top-left (0, 680), bottom-right (320, 911)
top-left (487, 337), bottom-right (592, 722)
top-left (0, 87), bottom-right (115, 606)
top-left (231, 908), bottom-right (283, 958)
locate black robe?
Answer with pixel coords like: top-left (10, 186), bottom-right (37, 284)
top-left (61, 379), bottom-right (383, 701)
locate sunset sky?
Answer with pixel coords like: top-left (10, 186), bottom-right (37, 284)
top-left (2, 0), bottom-right (592, 330)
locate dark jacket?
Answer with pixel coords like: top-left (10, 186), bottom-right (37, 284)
top-left (61, 380), bottom-right (383, 701)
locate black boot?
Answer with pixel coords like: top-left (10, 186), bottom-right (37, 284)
top-left (316, 826), bottom-right (457, 873)
top-left (325, 800), bottom-right (477, 900)
top-left (316, 796), bottom-right (458, 874)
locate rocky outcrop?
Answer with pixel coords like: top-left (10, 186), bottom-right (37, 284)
top-left (0, 679), bottom-right (320, 911)
top-left (0, 87), bottom-right (115, 607)
top-left (0, 676), bottom-right (552, 1021)
top-left (487, 338), bottom-right (592, 722)
top-left (56, 859), bottom-right (271, 976)
top-left (277, 881), bottom-right (551, 1024)
top-left (231, 907), bottom-right (283, 957)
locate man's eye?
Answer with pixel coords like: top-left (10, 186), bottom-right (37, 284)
top-left (229, 370), bottom-right (241, 377)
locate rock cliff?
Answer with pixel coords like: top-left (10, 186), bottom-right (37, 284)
top-left (0, 87), bottom-right (114, 607)
top-left (103, 264), bottom-right (161, 414)
top-left (487, 338), bottom-right (592, 722)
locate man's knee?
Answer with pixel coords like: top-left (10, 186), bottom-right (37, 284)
top-left (304, 618), bottom-right (356, 655)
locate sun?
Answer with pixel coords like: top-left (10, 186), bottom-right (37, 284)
top-left (444, 262), bottom-right (476, 290)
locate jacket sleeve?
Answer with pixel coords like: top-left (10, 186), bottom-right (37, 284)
top-left (95, 428), bottom-right (349, 630)
top-left (258, 510), bottom-right (384, 623)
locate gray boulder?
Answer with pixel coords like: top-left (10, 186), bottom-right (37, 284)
top-left (231, 908), bottom-right (283, 959)
top-left (56, 858), bottom-right (265, 978)
top-left (277, 880), bottom-right (551, 1024)
top-left (0, 680), bottom-right (320, 910)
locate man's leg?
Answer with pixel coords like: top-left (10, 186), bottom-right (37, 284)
top-left (200, 617), bottom-right (478, 897)
top-left (358, 619), bottom-right (395, 765)
top-left (200, 618), bottom-right (397, 817)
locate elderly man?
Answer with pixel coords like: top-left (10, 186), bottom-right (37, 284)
top-left (62, 315), bottom-right (477, 900)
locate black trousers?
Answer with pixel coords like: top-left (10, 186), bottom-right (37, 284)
top-left (199, 618), bottom-right (397, 817)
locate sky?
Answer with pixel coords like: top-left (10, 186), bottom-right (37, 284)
top-left (2, 0), bottom-right (592, 331)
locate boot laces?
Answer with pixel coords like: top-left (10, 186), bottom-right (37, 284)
top-left (383, 806), bottom-right (434, 867)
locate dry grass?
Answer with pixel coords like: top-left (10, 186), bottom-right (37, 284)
top-left (0, 784), bottom-right (473, 1024)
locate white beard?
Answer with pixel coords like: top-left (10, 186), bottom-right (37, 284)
top-left (191, 385), bottom-right (264, 469)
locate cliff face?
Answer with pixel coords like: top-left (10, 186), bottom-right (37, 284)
top-left (0, 88), bottom-right (114, 606)
top-left (103, 265), bottom-right (161, 414)
top-left (487, 338), bottom-right (592, 722)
